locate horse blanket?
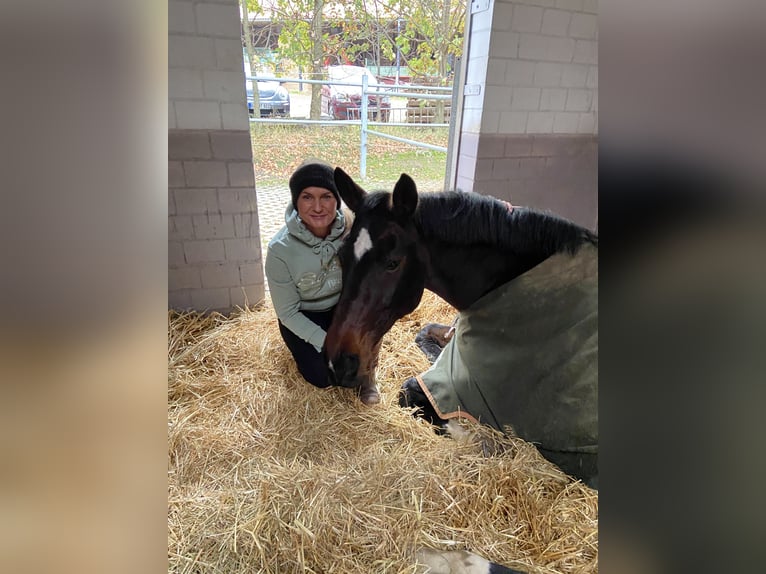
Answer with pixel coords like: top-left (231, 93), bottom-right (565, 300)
top-left (415, 244), bottom-right (598, 483)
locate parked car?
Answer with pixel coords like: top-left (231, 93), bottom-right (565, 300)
top-left (244, 57), bottom-right (290, 117)
top-left (321, 65), bottom-right (390, 121)
top-left (246, 80), bottom-right (290, 117)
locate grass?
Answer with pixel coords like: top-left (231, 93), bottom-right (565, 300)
top-left (250, 123), bottom-right (449, 192)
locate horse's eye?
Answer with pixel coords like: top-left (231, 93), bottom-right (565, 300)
top-left (385, 259), bottom-right (400, 272)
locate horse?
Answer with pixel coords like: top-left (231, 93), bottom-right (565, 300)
top-left (324, 168), bottom-right (598, 485)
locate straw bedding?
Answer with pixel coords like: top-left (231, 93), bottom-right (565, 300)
top-left (168, 292), bottom-right (598, 574)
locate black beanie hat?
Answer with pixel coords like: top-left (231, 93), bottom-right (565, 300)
top-left (288, 161), bottom-right (340, 210)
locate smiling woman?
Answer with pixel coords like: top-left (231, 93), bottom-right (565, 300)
top-left (295, 186), bottom-right (338, 238)
top-left (263, 161), bottom-right (374, 398)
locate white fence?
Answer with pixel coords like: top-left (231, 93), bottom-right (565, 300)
top-left (245, 73), bottom-right (457, 180)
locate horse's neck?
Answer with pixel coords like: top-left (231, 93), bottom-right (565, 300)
top-left (422, 240), bottom-right (541, 310)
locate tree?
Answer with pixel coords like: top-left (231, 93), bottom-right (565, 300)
top-left (269, 0), bottom-right (329, 119)
top-left (399, 0), bottom-right (464, 78)
top-left (309, 1), bottom-right (325, 119)
top-left (271, 1), bottom-right (380, 119)
top-left (383, 0), bottom-right (466, 121)
top-left (241, 0), bottom-right (261, 118)
top-left (240, 1), bottom-right (467, 121)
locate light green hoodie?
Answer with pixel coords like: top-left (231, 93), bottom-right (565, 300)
top-left (265, 204), bottom-right (346, 352)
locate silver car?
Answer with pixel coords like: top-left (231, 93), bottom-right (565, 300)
top-left (244, 57), bottom-right (290, 117)
top-left (247, 80), bottom-right (290, 117)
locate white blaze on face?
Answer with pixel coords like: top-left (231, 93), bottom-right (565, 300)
top-left (353, 227), bottom-right (373, 261)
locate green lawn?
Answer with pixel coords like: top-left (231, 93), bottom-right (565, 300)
top-left (250, 123), bottom-right (449, 192)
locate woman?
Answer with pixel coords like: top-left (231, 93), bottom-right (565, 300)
top-left (265, 161), bottom-right (379, 404)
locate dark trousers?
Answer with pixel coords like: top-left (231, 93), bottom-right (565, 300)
top-left (278, 308), bottom-right (335, 389)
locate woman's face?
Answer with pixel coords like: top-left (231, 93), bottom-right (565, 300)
top-left (296, 186), bottom-right (338, 238)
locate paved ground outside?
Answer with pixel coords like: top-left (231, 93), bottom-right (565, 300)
top-left (255, 180), bottom-right (290, 291)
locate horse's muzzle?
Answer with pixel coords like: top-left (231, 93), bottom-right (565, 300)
top-left (327, 352), bottom-right (361, 388)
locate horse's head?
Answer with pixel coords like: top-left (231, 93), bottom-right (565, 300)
top-left (325, 169), bottom-right (427, 388)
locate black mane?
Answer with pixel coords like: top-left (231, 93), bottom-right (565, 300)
top-left (414, 191), bottom-right (597, 257)
top-left (361, 191), bottom-right (392, 212)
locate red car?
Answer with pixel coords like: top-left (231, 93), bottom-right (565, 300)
top-left (321, 65), bottom-right (391, 122)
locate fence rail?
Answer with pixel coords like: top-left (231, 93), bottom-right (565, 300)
top-left (365, 129), bottom-right (448, 153)
top-left (246, 73), bottom-right (456, 180)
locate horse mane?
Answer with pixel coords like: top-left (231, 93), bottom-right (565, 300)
top-left (415, 191), bottom-right (597, 257)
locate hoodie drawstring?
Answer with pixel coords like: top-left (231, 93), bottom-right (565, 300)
top-left (312, 241), bottom-right (338, 270)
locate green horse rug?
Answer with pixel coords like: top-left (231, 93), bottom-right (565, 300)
top-left (411, 244), bottom-right (598, 486)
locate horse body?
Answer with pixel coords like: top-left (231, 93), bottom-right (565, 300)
top-left (326, 169), bottom-right (595, 382)
top-left (416, 233), bottom-right (541, 310)
top-left (325, 169), bottom-right (598, 484)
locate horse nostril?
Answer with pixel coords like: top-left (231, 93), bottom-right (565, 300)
top-left (334, 352), bottom-right (360, 387)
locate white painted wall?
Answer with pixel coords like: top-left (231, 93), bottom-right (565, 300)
top-left (466, 0), bottom-right (598, 136)
top-left (454, 0), bottom-right (598, 229)
top-left (461, 1), bottom-right (495, 134)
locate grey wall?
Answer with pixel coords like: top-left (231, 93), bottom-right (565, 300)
top-left (168, 0), bottom-right (265, 312)
top-left (456, 0), bottom-right (598, 230)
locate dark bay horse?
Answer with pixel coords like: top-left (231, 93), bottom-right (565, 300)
top-left (325, 168), bottom-right (598, 484)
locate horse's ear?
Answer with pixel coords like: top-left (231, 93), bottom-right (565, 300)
top-left (334, 167), bottom-right (367, 213)
top-left (392, 173), bottom-right (418, 217)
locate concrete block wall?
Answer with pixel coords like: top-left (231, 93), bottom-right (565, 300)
top-left (169, 0), bottom-right (265, 312)
top-left (456, 0), bottom-right (598, 230)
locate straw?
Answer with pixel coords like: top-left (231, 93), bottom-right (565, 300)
top-left (168, 292), bottom-right (597, 574)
